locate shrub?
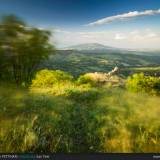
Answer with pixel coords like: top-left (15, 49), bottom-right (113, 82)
top-left (30, 70), bottom-right (94, 96)
top-left (77, 72), bottom-right (107, 86)
top-left (31, 69), bottom-right (73, 88)
top-left (126, 73), bottom-right (160, 95)
top-left (77, 74), bottom-right (95, 86)
top-left (77, 72), bottom-right (122, 87)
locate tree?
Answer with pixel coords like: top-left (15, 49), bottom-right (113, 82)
top-left (0, 15), bottom-right (54, 85)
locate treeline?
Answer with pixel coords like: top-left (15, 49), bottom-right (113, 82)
top-left (0, 15), bottom-right (54, 85)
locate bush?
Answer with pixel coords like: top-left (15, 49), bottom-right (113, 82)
top-left (31, 69), bottom-right (73, 88)
top-left (77, 74), bottom-right (95, 86)
top-left (77, 72), bottom-right (107, 86)
top-left (30, 70), bottom-right (93, 96)
top-left (77, 72), bottom-right (122, 87)
top-left (126, 73), bottom-right (160, 95)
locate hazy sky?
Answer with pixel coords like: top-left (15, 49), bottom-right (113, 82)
top-left (0, 0), bottom-right (160, 49)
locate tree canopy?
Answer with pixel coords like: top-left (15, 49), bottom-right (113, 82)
top-left (0, 15), bottom-right (54, 85)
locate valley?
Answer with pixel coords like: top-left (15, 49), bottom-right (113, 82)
top-left (42, 43), bottom-right (160, 77)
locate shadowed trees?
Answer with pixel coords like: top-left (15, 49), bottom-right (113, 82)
top-left (0, 15), bottom-right (54, 85)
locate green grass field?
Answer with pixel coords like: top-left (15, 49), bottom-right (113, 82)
top-left (1, 78), bottom-right (160, 152)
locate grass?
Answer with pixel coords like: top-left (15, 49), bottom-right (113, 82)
top-left (129, 66), bottom-right (160, 71)
top-left (0, 80), bottom-right (160, 153)
top-left (96, 88), bottom-right (160, 152)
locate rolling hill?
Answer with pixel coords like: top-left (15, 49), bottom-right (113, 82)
top-left (41, 43), bottom-right (160, 77)
top-left (63, 43), bottom-right (117, 51)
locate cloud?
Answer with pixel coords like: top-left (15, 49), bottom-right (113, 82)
top-left (130, 30), bottom-right (159, 40)
top-left (86, 9), bottom-right (160, 26)
top-left (114, 30), bottom-right (159, 41)
top-left (115, 33), bottom-right (126, 40)
top-left (52, 28), bottom-right (160, 49)
top-left (146, 33), bottom-right (157, 38)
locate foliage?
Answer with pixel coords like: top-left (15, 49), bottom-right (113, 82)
top-left (0, 15), bottom-right (54, 85)
top-left (126, 73), bottom-right (160, 95)
top-left (31, 69), bottom-right (73, 88)
top-left (77, 73), bottom-right (96, 86)
top-left (77, 72), bottom-right (122, 87)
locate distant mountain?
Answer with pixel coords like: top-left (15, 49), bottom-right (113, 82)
top-left (44, 47), bottom-right (160, 77)
top-left (61, 43), bottom-right (160, 55)
top-left (63, 43), bottom-right (118, 51)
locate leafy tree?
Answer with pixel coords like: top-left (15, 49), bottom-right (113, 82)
top-left (0, 15), bottom-right (54, 84)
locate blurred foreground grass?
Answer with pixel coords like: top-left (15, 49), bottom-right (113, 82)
top-left (0, 81), bottom-right (160, 153)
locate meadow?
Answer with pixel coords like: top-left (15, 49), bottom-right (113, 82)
top-left (1, 70), bottom-right (160, 153)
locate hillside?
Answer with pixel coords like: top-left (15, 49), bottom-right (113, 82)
top-left (62, 43), bottom-right (160, 55)
top-left (63, 43), bottom-right (117, 51)
top-left (42, 48), bottom-right (160, 77)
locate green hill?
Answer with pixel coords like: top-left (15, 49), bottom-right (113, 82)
top-left (41, 49), bottom-right (160, 77)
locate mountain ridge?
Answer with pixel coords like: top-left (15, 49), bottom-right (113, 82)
top-left (61, 43), bottom-right (160, 53)
top-left (62, 43), bottom-right (118, 51)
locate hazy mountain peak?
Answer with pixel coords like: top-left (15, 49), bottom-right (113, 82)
top-left (63, 43), bottom-right (115, 51)
top-left (61, 43), bottom-right (160, 55)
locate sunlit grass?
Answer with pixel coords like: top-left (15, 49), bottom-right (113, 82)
top-left (0, 81), bottom-right (160, 152)
top-left (96, 88), bottom-right (160, 152)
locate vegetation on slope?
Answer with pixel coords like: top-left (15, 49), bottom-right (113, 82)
top-left (1, 70), bottom-right (160, 153)
top-left (42, 50), bottom-right (160, 77)
top-left (126, 73), bottom-right (160, 95)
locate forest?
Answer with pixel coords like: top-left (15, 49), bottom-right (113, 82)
top-left (0, 15), bottom-right (160, 153)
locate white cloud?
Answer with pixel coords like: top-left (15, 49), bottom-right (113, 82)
top-left (86, 9), bottom-right (160, 26)
top-left (130, 30), bottom-right (139, 35)
top-left (52, 28), bottom-right (160, 49)
top-left (146, 33), bottom-right (157, 38)
top-left (115, 33), bottom-right (126, 40)
top-left (129, 30), bottom-right (159, 40)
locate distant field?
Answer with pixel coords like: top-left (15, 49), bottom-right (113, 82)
top-left (41, 50), bottom-right (160, 77)
top-left (123, 66), bottom-right (160, 77)
top-left (128, 66), bottom-right (160, 71)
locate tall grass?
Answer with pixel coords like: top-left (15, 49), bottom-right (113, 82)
top-left (96, 88), bottom-right (160, 152)
top-left (0, 82), bottom-right (160, 152)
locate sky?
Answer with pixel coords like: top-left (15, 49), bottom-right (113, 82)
top-left (0, 0), bottom-right (160, 49)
